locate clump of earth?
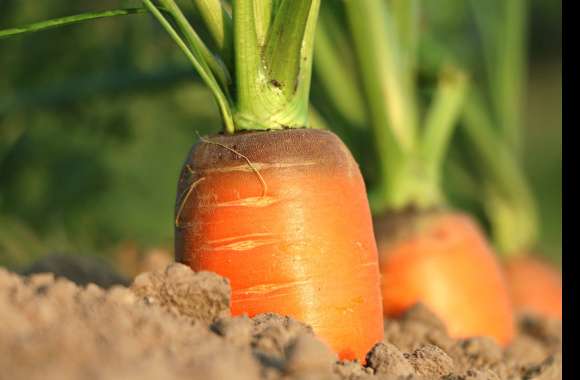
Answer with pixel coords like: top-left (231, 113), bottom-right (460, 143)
top-left (0, 263), bottom-right (561, 380)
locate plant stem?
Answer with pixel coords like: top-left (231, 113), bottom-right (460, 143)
top-left (469, 0), bottom-right (527, 157)
top-left (264, 0), bottom-right (315, 98)
top-left (462, 92), bottom-right (538, 256)
top-left (233, 0), bottom-right (320, 130)
top-left (347, 0), bottom-right (439, 212)
top-left (494, 0), bottom-right (527, 157)
top-left (0, 8), bottom-right (146, 39)
top-left (191, 0), bottom-right (233, 67)
top-left (159, 0), bottom-right (231, 94)
top-left (142, 0), bottom-right (234, 133)
top-left (422, 66), bottom-right (469, 193)
top-left (390, 0), bottom-right (420, 105)
top-left (314, 7), bottom-right (366, 128)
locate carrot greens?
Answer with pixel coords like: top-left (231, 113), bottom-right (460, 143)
top-left (314, 0), bottom-right (469, 213)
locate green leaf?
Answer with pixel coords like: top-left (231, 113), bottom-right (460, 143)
top-left (461, 91), bottom-right (538, 255)
top-left (0, 8), bottom-right (146, 40)
top-left (233, 0), bottom-right (320, 130)
top-left (421, 66), bottom-right (469, 187)
top-left (389, 0), bottom-right (420, 100)
top-left (314, 6), bottom-right (366, 128)
top-left (142, 0), bottom-right (234, 133)
top-left (263, 0), bottom-right (317, 98)
top-left (159, 0), bottom-right (232, 94)
top-left (191, 0), bottom-right (234, 68)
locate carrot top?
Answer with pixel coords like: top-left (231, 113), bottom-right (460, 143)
top-left (1, 1), bottom-right (322, 134)
top-left (142, 0), bottom-right (321, 133)
top-left (314, 1), bottom-right (469, 214)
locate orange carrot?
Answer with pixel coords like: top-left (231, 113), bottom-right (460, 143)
top-left (175, 129), bottom-right (384, 361)
top-left (375, 211), bottom-right (515, 346)
top-left (505, 257), bottom-right (562, 320)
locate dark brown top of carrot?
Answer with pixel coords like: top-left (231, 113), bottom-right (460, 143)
top-left (185, 129), bottom-right (357, 174)
top-left (372, 207), bottom-right (446, 248)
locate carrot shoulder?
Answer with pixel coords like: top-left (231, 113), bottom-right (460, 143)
top-left (176, 128), bottom-right (384, 361)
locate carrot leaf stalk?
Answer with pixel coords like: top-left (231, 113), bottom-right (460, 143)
top-left (190, 0), bottom-right (233, 66)
top-left (141, 0), bottom-right (235, 134)
top-left (461, 92), bottom-right (538, 257)
top-left (421, 66), bottom-right (469, 194)
top-left (0, 8), bottom-right (147, 40)
top-left (234, 0), bottom-right (321, 131)
top-left (450, 0), bottom-right (537, 257)
top-left (314, 9), bottom-right (367, 129)
top-left (470, 0), bottom-right (527, 157)
top-left (339, 0), bottom-right (468, 213)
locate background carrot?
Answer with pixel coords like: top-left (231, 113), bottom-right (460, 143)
top-left (376, 212), bottom-right (514, 344)
top-left (313, 0), bottom-right (515, 345)
top-left (505, 257), bottom-right (562, 320)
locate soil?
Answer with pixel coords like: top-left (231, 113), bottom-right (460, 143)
top-left (0, 263), bottom-right (561, 380)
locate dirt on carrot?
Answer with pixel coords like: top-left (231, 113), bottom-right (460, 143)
top-left (0, 262), bottom-right (561, 380)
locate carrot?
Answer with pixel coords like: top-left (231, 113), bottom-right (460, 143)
top-left (375, 211), bottom-right (514, 345)
top-left (504, 257), bottom-right (562, 320)
top-left (176, 129), bottom-right (383, 360)
top-left (314, 0), bottom-right (515, 345)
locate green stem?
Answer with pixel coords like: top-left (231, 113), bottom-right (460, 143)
top-left (264, 0), bottom-right (315, 98)
top-left (346, 0), bottom-right (416, 152)
top-left (142, 0), bottom-right (234, 133)
top-left (0, 8), bottom-right (146, 39)
top-left (421, 66), bottom-right (469, 193)
top-left (462, 91), bottom-right (538, 256)
top-left (159, 0), bottom-right (231, 94)
top-left (253, 0), bottom-right (274, 46)
top-left (233, 0), bottom-right (320, 130)
top-left (346, 0), bottom-right (430, 212)
top-left (191, 0), bottom-right (233, 68)
top-left (390, 0), bottom-right (420, 107)
top-left (314, 7), bottom-right (366, 128)
top-left (469, 0), bottom-right (527, 157)
top-left (494, 0), bottom-right (527, 157)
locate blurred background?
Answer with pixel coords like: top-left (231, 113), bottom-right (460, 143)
top-left (0, 0), bottom-right (561, 274)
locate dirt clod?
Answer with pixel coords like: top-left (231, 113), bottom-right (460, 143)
top-left (405, 344), bottom-right (455, 378)
top-left (131, 262), bottom-right (230, 324)
top-left (366, 342), bottom-right (414, 378)
top-left (284, 334), bottom-right (337, 374)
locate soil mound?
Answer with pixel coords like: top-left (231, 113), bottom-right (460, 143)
top-left (0, 264), bottom-right (561, 380)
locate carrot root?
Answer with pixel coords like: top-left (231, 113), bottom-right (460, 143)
top-left (175, 129), bottom-right (384, 361)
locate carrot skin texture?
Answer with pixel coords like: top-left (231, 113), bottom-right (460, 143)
top-left (375, 212), bottom-right (515, 346)
top-left (175, 129), bottom-right (384, 361)
top-left (505, 257), bottom-right (562, 320)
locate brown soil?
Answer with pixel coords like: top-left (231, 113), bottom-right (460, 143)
top-left (0, 263), bottom-right (561, 380)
